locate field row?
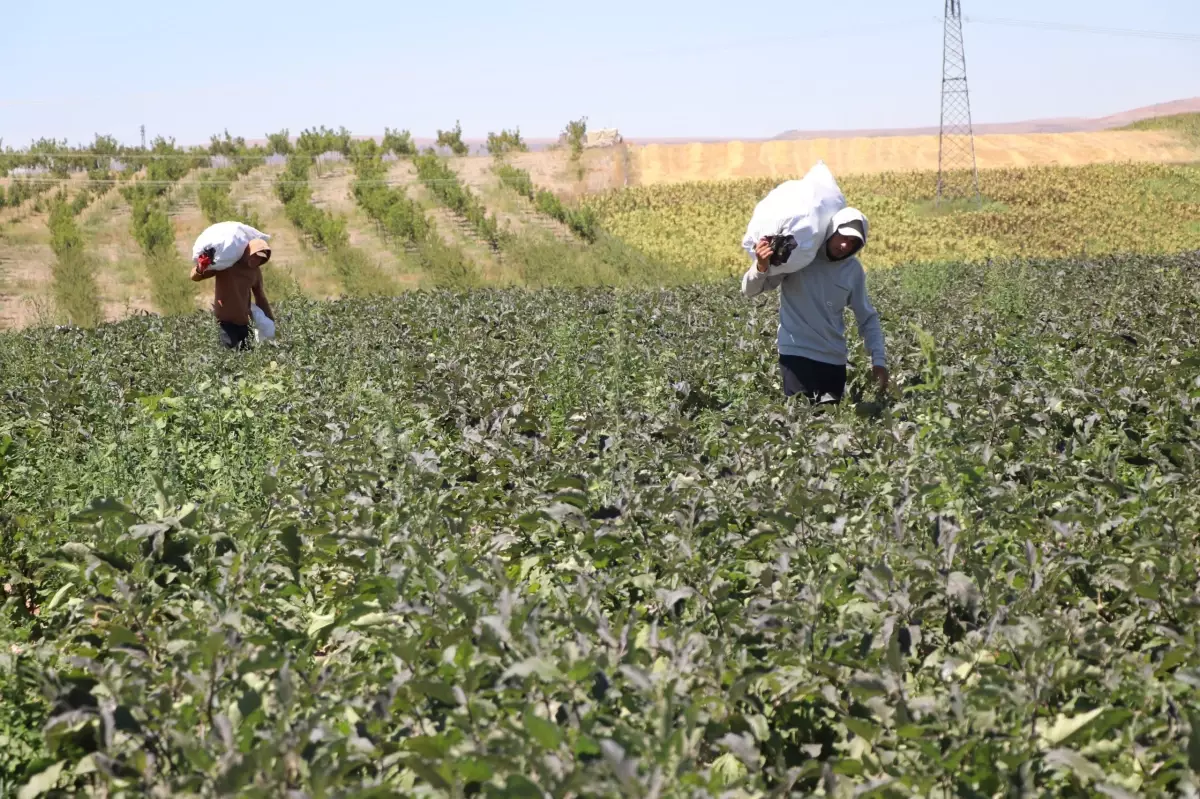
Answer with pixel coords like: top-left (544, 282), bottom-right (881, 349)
top-left (0, 143), bottom-right (688, 329)
top-left (4, 148), bottom-right (1200, 329)
top-left (584, 162), bottom-right (1200, 276)
top-left (1, 252), bottom-right (1198, 794)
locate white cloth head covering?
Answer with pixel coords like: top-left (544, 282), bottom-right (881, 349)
top-left (829, 207), bottom-right (869, 247)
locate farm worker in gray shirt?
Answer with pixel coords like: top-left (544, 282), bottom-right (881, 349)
top-left (741, 207), bottom-right (888, 403)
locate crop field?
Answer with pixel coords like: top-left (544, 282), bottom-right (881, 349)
top-left (623, 129), bottom-right (1197, 187)
top-left (2, 118), bottom-right (1199, 329)
top-left (2, 250), bottom-right (1200, 796)
top-left (584, 162), bottom-right (1200, 276)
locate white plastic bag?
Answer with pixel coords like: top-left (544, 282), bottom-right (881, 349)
top-left (741, 161), bottom-right (846, 275)
top-left (192, 221), bottom-right (271, 272)
top-left (251, 304), bottom-right (275, 341)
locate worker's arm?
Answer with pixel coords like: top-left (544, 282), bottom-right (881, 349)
top-left (190, 262), bottom-right (215, 282)
top-left (741, 238), bottom-right (787, 298)
top-left (848, 264), bottom-right (886, 369)
top-left (252, 273), bottom-right (275, 322)
top-left (741, 264), bottom-right (785, 298)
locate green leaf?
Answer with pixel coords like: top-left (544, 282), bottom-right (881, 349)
top-left (18, 760), bottom-right (67, 799)
top-left (523, 707), bottom-right (563, 749)
top-left (1188, 710), bottom-right (1200, 773)
top-left (1039, 707), bottom-right (1106, 747)
top-left (1043, 748), bottom-right (1104, 783)
top-left (711, 752), bottom-right (747, 788)
top-left (46, 583), bottom-right (73, 610)
top-left (455, 757), bottom-right (493, 782)
top-left (412, 680), bottom-right (459, 706)
top-left (494, 774), bottom-right (544, 798)
top-left (574, 736), bottom-right (601, 757)
top-left (306, 610), bottom-right (337, 638)
top-left (844, 717), bottom-right (880, 742)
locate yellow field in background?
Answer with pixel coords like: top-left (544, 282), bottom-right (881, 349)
top-left (626, 130), bottom-right (1196, 186)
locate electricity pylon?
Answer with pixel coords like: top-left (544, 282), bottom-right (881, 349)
top-left (937, 0), bottom-right (982, 207)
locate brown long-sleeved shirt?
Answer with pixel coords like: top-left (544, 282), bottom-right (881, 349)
top-left (190, 239), bottom-right (274, 326)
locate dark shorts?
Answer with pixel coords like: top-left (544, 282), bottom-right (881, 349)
top-left (779, 354), bottom-right (846, 403)
top-left (219, 321), bottom-right (252, 350)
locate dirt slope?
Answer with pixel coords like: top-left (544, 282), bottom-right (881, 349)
top-left (386, 160), bottom-right (505, 280)
top-left (0, 215), bottom-right (56, 329)
top-left (451, 159), bottom-right (574, 244)
top-left (227, 167), bottom-right (341, 298)
top-left (80, 191), bottom-right (156, 322)
top-left (307, 162), bottom-right (422, 285)
top-left (447, 129), bottom-right (1196, 193)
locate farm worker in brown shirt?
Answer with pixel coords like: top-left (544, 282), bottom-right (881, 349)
top-left (190, 238), bottom-right (276, 349)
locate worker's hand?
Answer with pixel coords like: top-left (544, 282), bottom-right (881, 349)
top-left (754, 238), bottom-right (773, 272)
top-left (873, 365), bottom-right (890, 392)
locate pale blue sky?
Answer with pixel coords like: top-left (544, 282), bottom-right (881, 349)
top-left (2, 0), bottom-right (1197, 147)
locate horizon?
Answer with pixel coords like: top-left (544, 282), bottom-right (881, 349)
top-left (2, 0), bottom-right (1198, 148)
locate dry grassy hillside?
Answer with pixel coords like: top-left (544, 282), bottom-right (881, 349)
top-left (1, 118), bottom-right (1198, 331)
top-left (476, 129), bottom-right (1197, 194)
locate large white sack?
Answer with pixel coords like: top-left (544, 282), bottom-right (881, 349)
top-left (251, 304), bottom-right (275, 341)
top-left (741, 161), bottom-right (846, 276)
top-left (192, 221), bottom-right (271, 271)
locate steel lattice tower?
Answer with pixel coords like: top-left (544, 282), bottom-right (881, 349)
top-left (936, 0), bottom-right (981, 206)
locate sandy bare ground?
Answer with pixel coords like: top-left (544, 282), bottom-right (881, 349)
top-left (623, 130), bottom-right (1198, 186)
top-left (0, 214), bottom-right (56, 329)
top-left (445, 129), bottom-right (1197, 193)
top-left (79, 191), bottom-right (156, 323)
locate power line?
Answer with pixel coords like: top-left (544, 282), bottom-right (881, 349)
top-left (1, 152), bottom-right (400, 160)
top-left (0, 177), bottom-right (494, 186)
top-left (961, 15), bottom-right (1200, 42)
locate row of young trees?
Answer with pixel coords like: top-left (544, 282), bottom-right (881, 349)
top-left (493, 162), bottom-right (598, 242)
top-left (119, 138), bottom-right (209, 316)
top-left (436, 118), bottom-right (586, 157)
top-left (350, 142), bottom-right (479, 287)
top-left (412, 152), bottom-right (504, 249)
top-left (46, 189), bottom-right (103, 327)
top-left (275, 152), bottom-right (348, 250)
top-left (0, 134), bottom-right (135, 213)
top-left (198, 136), bottom-right (266, 228)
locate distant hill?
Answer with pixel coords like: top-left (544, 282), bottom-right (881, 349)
top-left (773, 97), bottom-right (1200, 141)
top-left (237, 97), bottom-right (1200, 154)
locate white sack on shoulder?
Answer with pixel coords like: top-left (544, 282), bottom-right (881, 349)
top-left (741, 161), bottom-right (846, 276)
top-left (191, 221), bottom-right (271, 271)
top-left (251, 304), bottom-right (275, 341)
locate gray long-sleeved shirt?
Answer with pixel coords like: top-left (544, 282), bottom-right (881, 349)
top-left (741, 254), bottom-right (886, 368)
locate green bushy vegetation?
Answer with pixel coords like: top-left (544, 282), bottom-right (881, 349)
top-left (1, 252), bottom-right (1199, 795)
top-left (116, 138), bottom-right (206, 316)
top-left (45, 193), bottom-right (103, 327)
top-left (351, 147), bottom-right (481, 288)
top-left (275, 152), bottom-right (348, 251)
top-left (266, 129), bottom-right (293, 156)
top-left (1123, 112), bottom-right (1200, 146)
top-left (295, 126), bottom-right (352, 157)
top-left (0, 179), bottom-right (55, 210)
top-left (382, 127), bottom-right (416, 157)
top-left (495, 162), bottom-right (599, 241)
top-left (413, 151), bottom-right (504, 248)
top-left (435, 120), bottom-right (469, 156)
top-left (586, 162), bottom-right (1200, 276)
top-left (197, 139), bottom-right (265, 228)
top-left (486, 128), bottom-right (528, 156)
top-left (275, 149), bottom-right (397, 296)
